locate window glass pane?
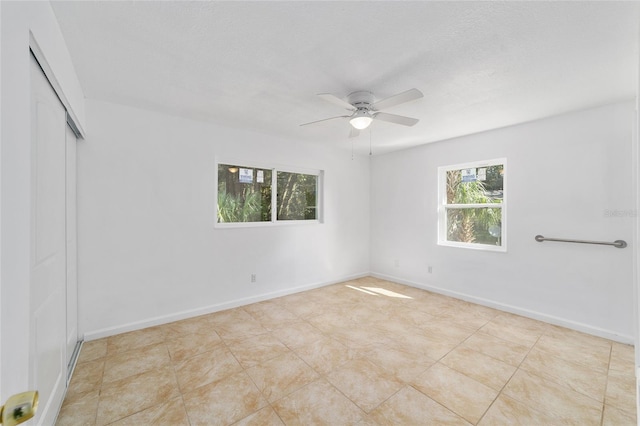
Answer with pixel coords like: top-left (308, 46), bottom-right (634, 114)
top-left (277, 171), bottom-right (318, 220)
top-left (446, 164), bottom-right (504, 204)
top-left (217, 164), bottom-right (272, 222)
top-left (446, 207), bottom-right (502, 246)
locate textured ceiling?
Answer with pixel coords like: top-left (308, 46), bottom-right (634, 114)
top-left (51, 1), bottom-right (639, 155)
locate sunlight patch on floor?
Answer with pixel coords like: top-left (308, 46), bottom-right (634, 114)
top-left (362, 287), bottom-right (413, 299)
top-left (345, 285), bottom-right (379, 296)
top-left (345, 285), bottom-right (413, 299)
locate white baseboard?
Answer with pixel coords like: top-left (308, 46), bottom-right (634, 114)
top-left (38, 369), bottom-right (66, 426)
top-left (84, 270), bottom-right (634, 345)
top-left (371, 272), bottom-right (635, 344)
top-left (83, 272), bottom-right (369, 341)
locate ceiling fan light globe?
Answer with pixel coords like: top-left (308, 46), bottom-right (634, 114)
top-left (350, 115), bottom-right (373, 130)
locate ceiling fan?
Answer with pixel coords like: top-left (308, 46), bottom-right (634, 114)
top-left (300, 88), bottom-right (423, 138)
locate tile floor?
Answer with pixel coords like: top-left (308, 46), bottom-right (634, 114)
top-left (56, 277), bottom-right (637, 425)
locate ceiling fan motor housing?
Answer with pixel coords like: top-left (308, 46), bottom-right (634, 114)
top-left (348, 91), bottom-right (375, 112)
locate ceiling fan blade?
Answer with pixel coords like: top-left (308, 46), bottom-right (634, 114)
top-left (372, 88), bottom-right (423, 111)
top-left (374, 112), bottom-right (419, 127)
top-left (317, 93), bottom-right (356, 111)
top-left (349, 127), bottom-right (360, 138)
top-left (300, 115), bottom-right (349, 126)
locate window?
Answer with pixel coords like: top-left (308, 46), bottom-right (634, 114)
top-left (438, 159), bottom-right (506, 251)
top-left (217, 164), bottom-right (272, 223)
top-left (277, 171), bottom-right (318, 220)
top-left (217, 163), bottom-right (321, 225)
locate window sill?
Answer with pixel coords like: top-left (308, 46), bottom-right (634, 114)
top-left (215, 220), bottom-right (322, 229)
top-left (438, 240), bottom-right (507, 252)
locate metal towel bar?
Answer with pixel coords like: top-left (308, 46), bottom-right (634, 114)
top-left (535, 235), bottom-right (627, 249)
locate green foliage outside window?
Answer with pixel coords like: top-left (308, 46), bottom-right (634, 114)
top-left (277, 172), bottom-right (317, 220)
top-left (446, 164), bottom-right (503, 245)
top-left (217, 165), bottom-right (272, 223)
top-left (217, 164), bottom-right (319, 223)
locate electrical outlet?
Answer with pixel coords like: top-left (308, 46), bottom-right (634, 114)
top-left (428, 266), bottom-right (433, 274)
top-left (251, 274), bottom-right (256, 283)
top-left (394, 259), bottom-right (400, 268)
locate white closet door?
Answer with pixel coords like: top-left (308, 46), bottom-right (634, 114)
top-left (65, 123), bottom-right (79, 370)
top-left (30, 53), bottom-right (68, 425)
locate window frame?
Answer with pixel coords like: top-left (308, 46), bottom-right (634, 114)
top-left (215, 159), bottom-right (324, 228)
top-left (437, 158), bottom-right (507, 252)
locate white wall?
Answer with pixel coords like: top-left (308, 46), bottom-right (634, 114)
top-left (78, 99), bottom-right (370, 339)
top-left (0, 0), bottom-right (85, 401)
top-left (371, 101), bottom-right (636, 342)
